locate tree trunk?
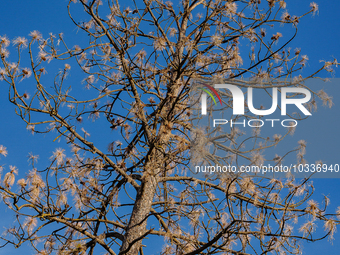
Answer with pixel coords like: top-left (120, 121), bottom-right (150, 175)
top-left (119, 175), bottom-right (158, 255)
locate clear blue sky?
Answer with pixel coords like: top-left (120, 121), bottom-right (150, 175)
top-left (0, 1), bottom-right (340, 254)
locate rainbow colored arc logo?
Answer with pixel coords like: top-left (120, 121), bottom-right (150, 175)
top-left (198, 83), bottom-right (223, 106)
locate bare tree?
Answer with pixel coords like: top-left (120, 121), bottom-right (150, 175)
top-left (0, 0), bottom-right (338, 254)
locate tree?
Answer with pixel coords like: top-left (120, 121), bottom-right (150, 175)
top-left (0, 0), bottom-right (338, 254)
